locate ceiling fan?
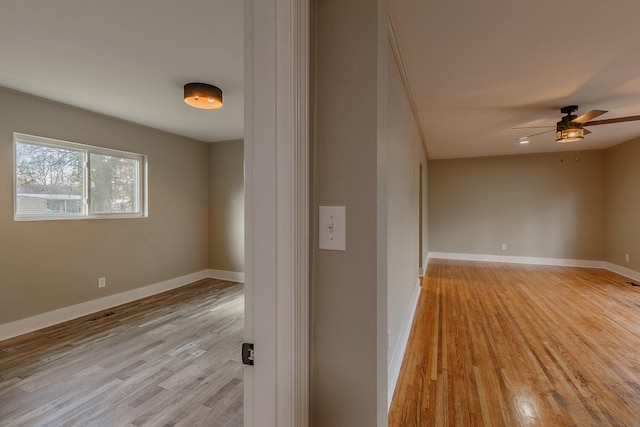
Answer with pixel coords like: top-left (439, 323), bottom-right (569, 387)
top-left (517, 105), bottom-right (640, 144)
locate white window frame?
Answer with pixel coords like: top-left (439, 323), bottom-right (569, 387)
top-left (14, 133), bottom-right (148, 221)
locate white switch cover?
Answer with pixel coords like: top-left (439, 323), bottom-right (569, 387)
top-left (319, 206), bottom-right (346, 251)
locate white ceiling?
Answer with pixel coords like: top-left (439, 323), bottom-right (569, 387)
top-left (390, 0), bottom-right (640, 159)
top-left (0, 0), bottom-right (243, 143)
top-left (3, 2), bottom-right (640, 157)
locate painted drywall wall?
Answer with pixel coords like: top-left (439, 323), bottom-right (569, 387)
top-left (385, 39), bottom-right (427, 399)
top-left (209, 140), bottom-right (244, 273)
top-left (311, 0), bottom-right (388, 425)
top-left (0, 87), bottom-right (209, 324)
top-left (605, 137), bottom-right (640, 272)
top-left (429, 151), bottom-right (606, 260)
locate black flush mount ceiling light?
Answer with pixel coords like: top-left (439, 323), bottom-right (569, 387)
top-left (184, 82), bottom-right (223, 110)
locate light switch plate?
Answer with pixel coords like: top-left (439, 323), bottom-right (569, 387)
top-left (319, 206), bottom-right (346, 251)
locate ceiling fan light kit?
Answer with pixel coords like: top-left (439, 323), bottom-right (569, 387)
top-left (556, 127), bottom-right (584, 144)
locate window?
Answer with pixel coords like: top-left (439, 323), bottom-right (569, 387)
top-left (14, 133), bottom-right (147, 220)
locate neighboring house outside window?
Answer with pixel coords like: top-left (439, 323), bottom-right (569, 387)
top-left (14, 133), bottom-right (147, 221)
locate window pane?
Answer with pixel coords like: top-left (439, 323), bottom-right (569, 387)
top-left (15, 142), bottom-right (84, 216)
top-left (14, 133), bottom-right (146, 220)
top-left (90, 153), bottom-right (138, 214)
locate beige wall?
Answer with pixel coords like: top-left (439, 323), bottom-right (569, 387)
top-left (429, 151), bottom-right (606, 260)
top-left (0, 87), bottom-right (209, 324)
top-left (311, 0), bottom-right (387, 425)
top-left (385, 40), bottom-right (427, 387)
top-left (605, 138), bottom-right (640, 271)
top-left (311, 1), bottom-right (426, 423)
top-left (208, 140), bottom-right (244, 272)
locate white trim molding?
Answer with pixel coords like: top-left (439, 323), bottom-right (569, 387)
top-left (387, 279), bottom-right (421, 408)
top-left (208, 269), bottom-right (245, 283)
top-left (428, 252), bottom-right (640, 282)
top-left (387, 17), bottom-right (426, 152)
top-left (0, 270), bottom-right (209, 342)
top-left (428, 252), bottom-right (607, 269)
top-left (244, 0), bottom-right (310, 424)
top-left (605, 263), bottom-right (640, 282)
top-left (292, 0), bottom-right (311, 422)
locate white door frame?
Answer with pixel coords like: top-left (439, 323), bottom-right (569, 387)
top-left (244, 0), bottom-right (309, 426)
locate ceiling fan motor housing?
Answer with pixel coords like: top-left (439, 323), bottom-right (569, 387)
top-left (558, 105), bottom-right (579, 130)
top-left (557, 117), bottom-right (581, 132)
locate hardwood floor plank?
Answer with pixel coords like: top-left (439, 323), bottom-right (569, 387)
top-left (390, 260), bottom-right (640, 426)
top-left (0, 278), bottom-right (244, 426)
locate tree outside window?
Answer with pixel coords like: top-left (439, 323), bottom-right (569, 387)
top-left (14, 133), bottom-right (146, 220)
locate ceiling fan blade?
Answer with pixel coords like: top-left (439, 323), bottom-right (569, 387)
top-left (583, 128), bottom-right (592, 135)
top-left (572, 110), bottom-right (608, 124)
top-left (511, 126), bottom-right (554, 129)
top-left (525, 129), bottom-right (555, 138)
top-left (583, 115), bottom-right (640, 126)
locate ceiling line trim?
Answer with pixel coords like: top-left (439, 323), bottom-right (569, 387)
top-left (387, 15), bottom-right (428, 158)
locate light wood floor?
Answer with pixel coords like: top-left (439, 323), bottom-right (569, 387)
top-left (0, 278), bottom-right (244, 427)
top-left (389, 259), bottom-right (640, 427)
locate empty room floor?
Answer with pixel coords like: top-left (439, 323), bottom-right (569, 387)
top-left (389, 259), bottom-right (640, 426)
top-left (0, 278), bottom-right (244, 427)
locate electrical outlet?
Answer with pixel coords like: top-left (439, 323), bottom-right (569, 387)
top-left (501, 243), bottom-right (507, 251)
top-left (98, 277), bottom-right (106, 288)
top-left (625, 254), bottom-right (630, 262)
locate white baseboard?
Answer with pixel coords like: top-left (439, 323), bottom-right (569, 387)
top-left (428, 252), bottom-right (607, 269)
top-left (0, 269), bottom-right (246, 342)
top-left (388, 279), bottom-right (421, 409)
top-left (208, 269), bottom-right (245, 283)
top-left (605, 263), bottom-right (640, 282)
top-left (428, 252), bottom-right (640, 282)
